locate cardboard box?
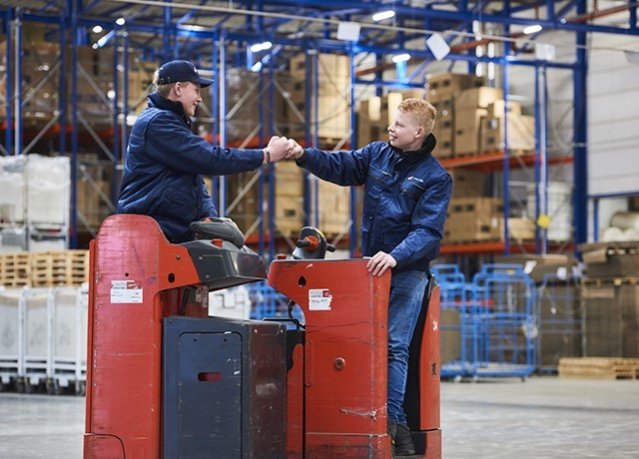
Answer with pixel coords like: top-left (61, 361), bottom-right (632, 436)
top-left (480, 115), bottom-right (535, 153)
top-left (432, 98), bottom-right (454, 119)
top-left (318, 181), bottom-right (351, 235)
top-left (432, 126), bottom-right (453, 159)
top-left (495, 254), bottom-right (579, 284)
top-left (454, 87), bottom-right (503, 111)
top-left (581, 282), bottom-right (639, 358)
top-left (440, 309), bottom-right (461, 364)
top-left (290, 53), bottom-right (350, 80)
top-left (357, 118), bottom-right (386, 148)
top-left (507, 217), bottom-right (536, 241)
top-left (426, 73), bottom-right (484, 103)
top-left (358, 92), bottom-right (404, 126)
top-left (580, 241), bottom-right (639, 278)
top-left (538, 283), bottom-right (582, 368)
top-left (444, 197), bottom-right (503, 243)
top-left (454, 108), bottom-right (487, 155)
top-left (449, 169), bottom-right (487, 198)
top-left (487, 99), bottom-right (522, 118)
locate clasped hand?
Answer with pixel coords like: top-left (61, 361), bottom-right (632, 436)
top-left (266, 136), bottom-right (305, 162)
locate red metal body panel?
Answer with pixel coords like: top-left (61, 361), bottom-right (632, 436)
top-left (420, 285), bottom-right (441, 431)
top-left (268, 259), bottom-right (392, 458)
top-left (84, 215), bottom-right (207, 459)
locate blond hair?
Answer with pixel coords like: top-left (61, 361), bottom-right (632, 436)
top-left (153, 69), bottom-right (173, 97)
top-left (397, 98), bottom-right (437, 134)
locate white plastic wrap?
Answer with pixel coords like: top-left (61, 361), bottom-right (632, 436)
top-left (0, 156), bottom-right (27, 223)
top-left (527, 182), bottom-right (572, 241)
top-left (26, 154), bottom-right (70, 225)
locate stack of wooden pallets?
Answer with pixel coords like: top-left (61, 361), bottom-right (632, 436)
top-left (0, 253), bottom-right (31, 288)
top-left (0, 251), bottom-right (89, 288)
top-left (558, 357), bottom-right (639, 380)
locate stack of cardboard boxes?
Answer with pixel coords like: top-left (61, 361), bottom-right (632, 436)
top-left (425, 72), bottom-right (536, 158)
top-left (580, 241), bottom-right (639, 358)
top-left (287, 53), bottom-right (351, 143)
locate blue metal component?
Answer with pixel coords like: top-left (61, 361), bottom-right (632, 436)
top-left (471, 264), bottom-right (537, 378)
top-left (533, 67), bottom-right (542, 251)
top-left (4, 10), bottom-right (13, 155)
top-left (15, 14), bottom-right (22, 156)
top-left (502, 3), bottom-right (511, 255)
top-left (537, 273), bottom-right (582, 374)
top-left (349, 48), bottom-right (358, 256)
top-left (258, 0), bottom-right (639, 36)
top-left (573, 0), bottom-right (588, 247)
top-left (209, 30), bottom-right (220, 219)
top-left (58, 13), bottom-right (67, 156)
top-left (69, 0), bottom-right (78, 248)
top-left (433, 263), bottom-right (537, 379)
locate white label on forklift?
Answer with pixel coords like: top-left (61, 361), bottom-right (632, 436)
top-left (110, 280), bottom-right (143, 304)
top-left (308, 289), bottom-right (332, 311)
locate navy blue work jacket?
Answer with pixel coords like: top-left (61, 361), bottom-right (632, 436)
top-left (117, 93), bottom-right (263, 243)
top-left (297, 134), bottom-right (452, 273)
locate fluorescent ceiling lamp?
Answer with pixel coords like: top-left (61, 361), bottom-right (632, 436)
top-left (392, 53), bottom-right (411, 63)
top-left (115, 17), bottom-right (126, 26)
top-left (523, 24), bottom-right (543, 35)
top-left (250, 62), bottom-right (263, 72)
top-left (92, 25), bottom-right (103, 34)
top-left (250, 41), bottom-right (272, 53)
top-left (97, 35), bottom-right (109, 48)
top-left (372, 10), bottom-right (395, 22)
top-left (182, 24), bottom-right (206, 32)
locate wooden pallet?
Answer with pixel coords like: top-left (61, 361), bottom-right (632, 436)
top-left (0, 251), bottom-right (89, 288)
top-left (558, 357), bottom-right (639, 380)
top-left (582, 277), bottom-right (639, 287)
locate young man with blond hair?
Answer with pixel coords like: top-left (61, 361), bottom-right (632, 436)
top-left (290, 98), bottom-right (452, 456)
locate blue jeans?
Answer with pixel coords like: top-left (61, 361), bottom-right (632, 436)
top-left (387, 270), bottom-right (429, 425)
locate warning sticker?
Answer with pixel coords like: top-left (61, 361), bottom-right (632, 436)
top-left (308, 289), bottom-right (332, 311)
top-left (110, 280), bottom-right (143, 304)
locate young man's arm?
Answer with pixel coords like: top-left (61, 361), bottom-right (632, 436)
top-left (293, 142), bottom-right (378, 186)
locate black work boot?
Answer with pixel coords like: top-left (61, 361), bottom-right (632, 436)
top-left (388, 422), bottom-right (397, 456)
top-left (393, 423), bottom-right (416, 456)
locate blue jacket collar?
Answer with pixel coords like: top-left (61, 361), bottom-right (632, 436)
top-left (392, 133), bottom-right (437, 165)
top-left (148, 92), bottom-right (192, 127)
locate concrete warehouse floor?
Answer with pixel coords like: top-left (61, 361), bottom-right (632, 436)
top-left (1, 377), bottom-right (638, 458)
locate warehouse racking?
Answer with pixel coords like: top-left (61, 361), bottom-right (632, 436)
top-left (0, 1), bottom-right (637, 261)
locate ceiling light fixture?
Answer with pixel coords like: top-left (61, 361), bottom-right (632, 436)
top-left (523, 24), bottom-right (543, 35)
top-left (392, 53), bottom-right (411, 63)
top-left (249, 41), bottom-right (272, 53)
top-left (372, 10), bottom-right (395, 22)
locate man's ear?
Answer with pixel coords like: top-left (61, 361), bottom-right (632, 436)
top-left (414, 126), bottom-right (425, 140)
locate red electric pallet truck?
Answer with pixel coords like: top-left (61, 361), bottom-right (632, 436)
top-left (83, 215), bottom-right (441, 458)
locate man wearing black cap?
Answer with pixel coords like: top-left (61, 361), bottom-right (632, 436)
top-left (117, 60), bottom-right (299, 243)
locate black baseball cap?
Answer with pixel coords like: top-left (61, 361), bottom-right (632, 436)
top-left (156, 60), bottom-right (213, 87)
